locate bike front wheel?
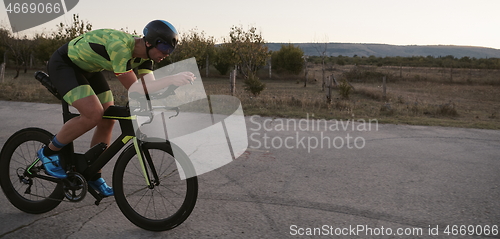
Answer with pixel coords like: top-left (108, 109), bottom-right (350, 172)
top-left (0, 128), bottom-right (64, 214)
top-left (113, 141), bottom-right (198, 231)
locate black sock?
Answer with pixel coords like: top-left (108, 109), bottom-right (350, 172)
top-left (43, 146), bottom-right (59, 156)
top-left (90, 173), bottom-right (102, 182)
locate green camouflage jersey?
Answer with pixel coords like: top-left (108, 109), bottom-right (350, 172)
top-left (67, 29), bottom-right (153, 76)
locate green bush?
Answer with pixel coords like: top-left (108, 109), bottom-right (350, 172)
top-left (271, 44), bottom-right (304, 75)
top-left (213, 44), bottom-right (233, 75)
top-left (338, 79), bottom-right (353, 99)
top-left (244, 74), bottom-right (266, 96)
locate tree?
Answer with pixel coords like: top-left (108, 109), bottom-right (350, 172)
top-left (225, 25), bottom-right (269, 96)
top-left (33, 14), bottom-right (92, 64)
top-left (0, 27), bottom-right (11, 81)
top-left (33, 35), bottom-right (59, 63)
top-left (53, 14), bottom-right (93, 42)
top-left (311, 35), bottom-right (329, 91)
top-left (0, 27), bottom-right (11, 63)
top-left (213, 43), bottom-right (233, 75)
top-left (244, 74), bottom-right (266, 97)
top-left (0, 28), bottom-right (35, 76)
top-left (166, 28), bottom-right (215, 71)
top-left (227, 25), bottom-right (269, 79)
top-left (271, 44), bottom-right (304, 75)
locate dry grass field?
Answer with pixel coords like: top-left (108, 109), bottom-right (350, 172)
top-left (1, 65), bottom-right (499, 129)
top-left (198, 64), bottom-right (500, 129)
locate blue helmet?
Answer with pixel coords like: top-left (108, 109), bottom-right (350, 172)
top-left (143, 20), bottom-right (178, 54)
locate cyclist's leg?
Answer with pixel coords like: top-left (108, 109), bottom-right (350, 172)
top-left (56, 84), bottom-right (115, 196)
top-left (46, 45), bottom-right (115, 195)
top-left (86, 72), bottom-right (115, 196)
top-left (38, 92), bottom-right (104, 177)
top-left (47, 68), bottom-right (105, 149)
top-left (46, 43), bottom-right (101, 149)
top-left (53, 95), bottom-right (105, 146)
top-left (40, 44), bottom-right (103, 178)
top-left (91, 101), bottom-right (115, 147)
top-left (88, 72), bottom-right (115, 149)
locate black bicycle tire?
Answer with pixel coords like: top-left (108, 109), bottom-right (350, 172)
top-left (113, 141), bottom-right (198, 231)
top-left (0, 128), bottom-right (64, 214)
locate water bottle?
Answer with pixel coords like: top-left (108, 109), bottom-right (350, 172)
top-left (34, 71), bottom-right (62, 100)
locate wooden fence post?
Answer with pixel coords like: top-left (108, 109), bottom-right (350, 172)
top-left (303, 56), bottom-right (308, 87)
top-left (382, 76), bottom-right (387, 100)
top-left (304, 70), bottom-right (307, 88)
top-left (30, 53), bottom-right (34, 69)
top-left (205, 55), bottom-right (209, 77)
top-left (0, 63), bottom-right (5, 83)
top-left (332, 74), bottom-right (338, 87)
top-left (329, 75), bottom-right (333, 103)
top-left (326, 75), bottom-right (333, 103)
top-left (450, 66), bottom-right (453, 82)
top-left (230, 69), bottom-right (236, 96)
top-left (268, 56), bottom-right (272, 79)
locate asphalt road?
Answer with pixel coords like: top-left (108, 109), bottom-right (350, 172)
top-left (0, 101), bottom-right (499, 238)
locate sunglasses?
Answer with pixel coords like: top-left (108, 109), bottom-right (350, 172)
top-left (155, 40), bottom-right (175, 55)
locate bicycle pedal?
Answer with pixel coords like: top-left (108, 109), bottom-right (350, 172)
top-left (87, 186), bottom-right (104, 205)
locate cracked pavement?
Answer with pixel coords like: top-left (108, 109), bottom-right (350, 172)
top-left (0, 101), bottom-right (499, 238)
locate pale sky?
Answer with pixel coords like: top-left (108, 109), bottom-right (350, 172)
top-left (1, 0), bottom-right (499, 49)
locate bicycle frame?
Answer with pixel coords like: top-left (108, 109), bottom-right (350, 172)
top-left (1, 70), bottom-right (200, 230)
top-left (34, 71), bottom-right (170, 203)
top-left (58, 100), bottom-right (158, 203)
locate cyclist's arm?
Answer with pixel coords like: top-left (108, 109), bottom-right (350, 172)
top-left (116, 71), bottom-right (138, 90)
top-left (126, 72), bottom-right (195, 93)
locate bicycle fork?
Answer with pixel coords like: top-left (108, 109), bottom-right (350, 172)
top-left (133, 138), bottom-right (160, 189)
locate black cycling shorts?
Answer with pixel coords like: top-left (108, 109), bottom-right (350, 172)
top-left (47, 43), bottom-right (113, 105)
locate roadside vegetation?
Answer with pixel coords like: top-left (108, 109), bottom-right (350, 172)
top-left (308, 54), bottom-right (500, 70)
top-left (1, 15), bottom-right (498, 129)
top-left (2, 64), bottom-right (498, 129)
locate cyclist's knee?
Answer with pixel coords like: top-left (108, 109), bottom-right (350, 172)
top-left (99, 102), bottom-right (115, 127)
top-left (72, 97), bottom-right (105, 127)
top-left (81, 108), bottom-right (105, 127)
top-left (98, 118), bottom-right (116, 129)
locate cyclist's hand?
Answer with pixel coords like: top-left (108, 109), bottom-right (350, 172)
top-left (170, 72), bottom-right (196, 86)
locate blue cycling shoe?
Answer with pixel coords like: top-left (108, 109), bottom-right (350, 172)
top-left (37, 148), bottom-right (67, 178)
top-left (88, 178), bottom-right (114, 196)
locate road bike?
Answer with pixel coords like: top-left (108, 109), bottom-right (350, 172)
top-left (0, 71), bottom-right (198, 231)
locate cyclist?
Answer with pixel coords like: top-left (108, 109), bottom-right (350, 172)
top-left (39, 20), bottom-right (195, 196)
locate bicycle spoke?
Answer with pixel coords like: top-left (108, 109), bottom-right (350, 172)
top-left (152, 185), bottom-right (177, 208)
top-left (0, 128), bottom-right (64, 214)
top-left (114, 143), bottom-right (197, 230)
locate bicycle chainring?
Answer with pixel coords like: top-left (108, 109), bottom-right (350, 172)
top-left (63, 172), bottom-right (87, 202)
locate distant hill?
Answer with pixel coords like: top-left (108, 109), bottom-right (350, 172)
top-left (266, 43), bottom-right (500, 59)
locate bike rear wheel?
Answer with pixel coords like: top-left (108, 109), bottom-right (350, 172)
top-left (0, 128), bottom-right (64, 214)
top-left (113, 141), bottom-right (198, 231)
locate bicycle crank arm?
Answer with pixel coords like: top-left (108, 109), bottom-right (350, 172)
top-left (87, 185), bottom-right (104, 206)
